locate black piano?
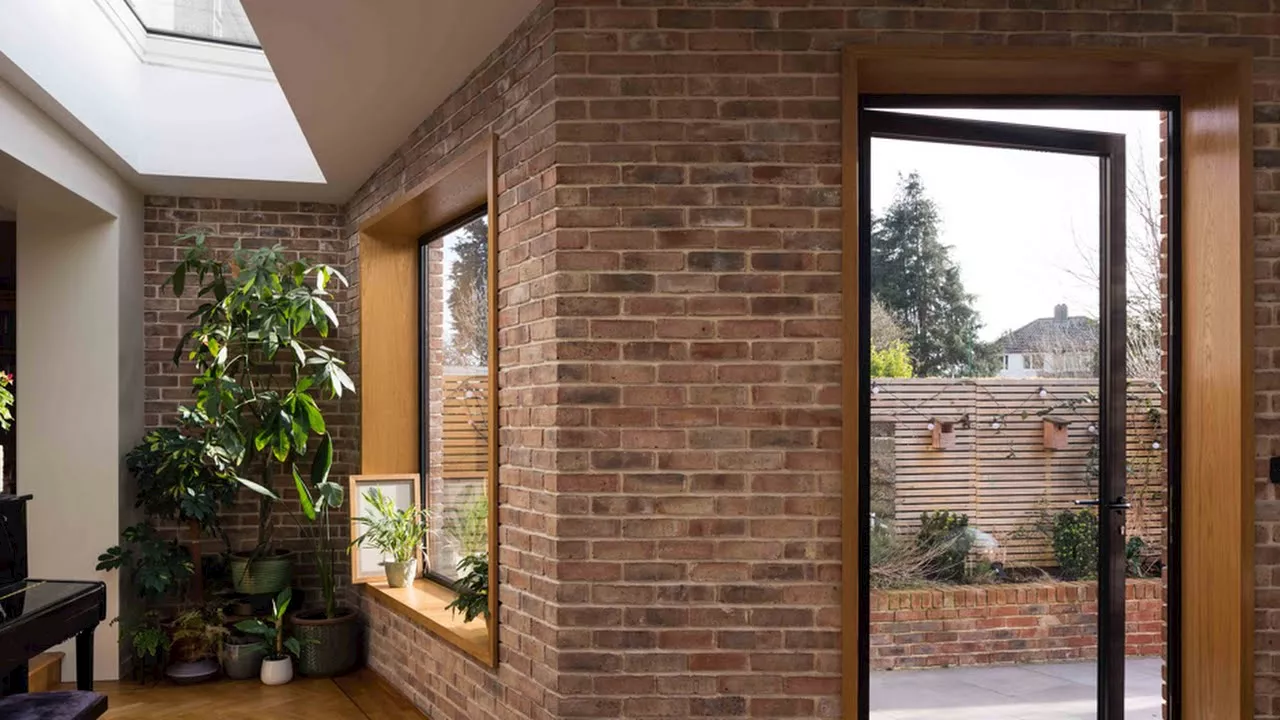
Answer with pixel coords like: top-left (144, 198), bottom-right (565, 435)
top-left (0, 495), bottom-right (106, 694)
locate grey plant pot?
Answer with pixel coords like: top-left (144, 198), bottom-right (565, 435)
top-left (221, 640), bottom-right (265, 681)
top-left (383, 559), bottom-right (418, 588)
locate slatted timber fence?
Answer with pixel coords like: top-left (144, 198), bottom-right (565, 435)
top-left (443, 372), bottom-right (488, 479)
top-left (870, 378), bottom-right (1166, 567)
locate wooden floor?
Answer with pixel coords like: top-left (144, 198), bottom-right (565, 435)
top-left (73, 668), bottom-right (425, 720)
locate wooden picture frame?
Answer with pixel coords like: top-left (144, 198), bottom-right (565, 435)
top-left (349, 473), bottom-right (420, 585)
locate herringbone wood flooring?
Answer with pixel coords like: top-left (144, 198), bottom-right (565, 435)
top-left (77, 669), bottom-right (425, 719)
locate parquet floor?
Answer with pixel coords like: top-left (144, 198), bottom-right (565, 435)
top-left (76, 668), bottom-right (425, 720)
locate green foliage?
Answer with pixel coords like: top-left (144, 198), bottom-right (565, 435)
top-left (125, 427), bottom-right (238, 534)
top-left (113, 611), bottom-right (170, 682)
top-left (169, 605), bottom-right (228, 664)
top-left (352, 487), bottom-right (429, 564)
top-left (0, 371), bottom-right (13, 432)
top-left (158, 231), bottom-right (354, 617)
top-left (445, 553), bottom-right (489, 622)
top-left (443, 218), bottom-right (489, 367)
top-left (234, 588), bottom-right (302, 660)
top-left (870, 340), bottom-right (914, 379)
top-left (166, 231), bottom-right (352, 547)
top-left (1052, 509), bottom-right (1099, 580)
top-left (96, 523), bottom-right (193, 600)
top-left (870, 173), bottom-right (991, 377)
top-left (916, 510), bottom-right (971, 583)
top-left (443, 494), bottom-right (488, 558)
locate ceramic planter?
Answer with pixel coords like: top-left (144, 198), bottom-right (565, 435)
top-left (221, 638), bottom-right (265, 681)
top-left (293, 607), bottom-right (360, 677)
top-left (260, 656), bottom-right (293, 686)
top-left (228, 550), bottom-right (294, 596)
top-left (383, 558), bottom-right (417, 588)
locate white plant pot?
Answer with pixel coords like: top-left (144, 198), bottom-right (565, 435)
top-left (260, 656), bottom-right (293, 686)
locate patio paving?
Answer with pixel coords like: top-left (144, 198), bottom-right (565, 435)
top-left (870, 658), bottom-right (1163, 720)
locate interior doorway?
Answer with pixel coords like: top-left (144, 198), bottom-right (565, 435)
top-left (857, 101), bottom-right (1176, 720)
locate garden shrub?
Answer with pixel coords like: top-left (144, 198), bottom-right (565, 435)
top-left (916, 510), bottom-right (971, 583)
top-left (1052, 508), bottom-right (1098, 580)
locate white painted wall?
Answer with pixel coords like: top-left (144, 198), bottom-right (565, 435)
top-left (0, 75), bottom-right (143, 681)
top-left (0, 0), bottom-right (323, 184)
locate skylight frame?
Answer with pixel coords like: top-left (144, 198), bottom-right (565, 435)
top-left (121, 0), bottom-right (261, 50)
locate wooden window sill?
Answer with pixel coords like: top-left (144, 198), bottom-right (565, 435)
top-left (361, 579), bottom-right (492, 666)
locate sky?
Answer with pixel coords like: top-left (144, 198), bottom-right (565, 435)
top-left (868, 109), bottom-right (1163, 342)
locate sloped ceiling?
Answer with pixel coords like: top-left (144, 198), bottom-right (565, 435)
top-left (243, 0), bottom-right (541, 203)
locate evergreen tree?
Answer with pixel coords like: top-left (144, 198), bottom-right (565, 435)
top-left (871, 173), bottom-right (990, 377)
top-left (444, 219), bottom-right (489, 367)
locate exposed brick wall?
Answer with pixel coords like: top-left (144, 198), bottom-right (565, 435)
top-left (341, 2), bottom-right (559, 719)
top-left (141, 196), bottom-right (355, 607)
top-left (339, 1), bottom-right (1280, 718)
top-left (871, 580), bottom-right (1164, 671)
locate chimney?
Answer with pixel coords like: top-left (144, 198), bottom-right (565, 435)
top-left (1054, 304), bottom-right (1068, 322)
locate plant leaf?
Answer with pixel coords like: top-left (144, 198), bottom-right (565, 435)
top-left (293, 466), bottom-right (315, 521)
top-left (311, 433), bottom-right (332, 487)
top-left (236, 476), bottom-right (279, 500)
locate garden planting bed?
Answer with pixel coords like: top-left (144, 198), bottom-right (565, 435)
top-left (870, 578), bottom-right (1163, 670)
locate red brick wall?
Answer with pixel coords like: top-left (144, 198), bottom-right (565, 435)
top-left (343, 3), bottom-right (560, 719)
top-left (871, 580), bottom-right (1164, 671)
top-left (338, 1), bottom-right (1280, 718)
top-left (142, 196), bottom-right (354, 604)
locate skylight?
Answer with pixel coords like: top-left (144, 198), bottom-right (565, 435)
top-left (124, 0), bottom-right (259, 48)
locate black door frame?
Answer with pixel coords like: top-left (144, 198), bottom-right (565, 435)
top-left (856, 99), bottom-right (1181, 720)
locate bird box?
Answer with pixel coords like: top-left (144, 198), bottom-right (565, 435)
top-left (1043, 416), bottom-right (1069, 450)
top-left (930, 419), bottom-right (956, 450)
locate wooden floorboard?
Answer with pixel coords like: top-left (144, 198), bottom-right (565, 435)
top-left (66, 670), bottom-right (426, 720)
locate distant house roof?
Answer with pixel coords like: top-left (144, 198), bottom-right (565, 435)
top-left (997, 304), bottom-right (1098, 354)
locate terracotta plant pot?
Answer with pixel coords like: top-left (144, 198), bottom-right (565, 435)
top-left (228, 550), bottom-right (293, 596)
top-left (292, 607), bottom-right (360, 677)
top-left (260, 656), bottom-right (293, 686)
top-left (383, 559), bottom-right (417, 588)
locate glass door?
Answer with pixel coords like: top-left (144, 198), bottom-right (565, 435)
top-left (860, 109), bottom-right (1130, 719)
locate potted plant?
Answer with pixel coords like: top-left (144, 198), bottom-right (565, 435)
top-left (445, 552), bottom-right (489, 623)
top-left (235, 588), bottom-right (302, 686)
top-left (353, 488), bottom-right (429, 588)
top-left (287, 435), bottom-right (361, 677)
top-left (112, 611), bottom-right (170, 683)
top-left (221, 632), bottom-right (266, 681)
top-left (166, 605), bottom-right (227, 684)
top-left (164, 233), bottom-right (352, 597)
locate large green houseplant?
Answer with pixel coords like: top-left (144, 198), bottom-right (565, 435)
top-left (166, 231), bottom-right (360, 676)
top-left (165, 232), bottom-right (353, 597)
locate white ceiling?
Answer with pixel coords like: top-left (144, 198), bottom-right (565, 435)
top-left (242, 0), bottom-right (541, 202)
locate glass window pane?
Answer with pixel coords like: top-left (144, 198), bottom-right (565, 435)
top-left (423, 213), bottom-right (490, 583)
top-left (125, 0), bottom-right (260, 47)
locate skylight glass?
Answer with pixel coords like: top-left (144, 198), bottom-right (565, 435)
top-left (124, 0), bottom-right (260, 48)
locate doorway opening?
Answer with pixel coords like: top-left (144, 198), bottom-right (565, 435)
top-left (858, 99), bottom-right (1178, 720)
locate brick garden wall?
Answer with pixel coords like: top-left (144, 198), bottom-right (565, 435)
top-left (142, 196), bottom-right (355, 607)
top-left (332, 0), bottom-right (1280, 718)
top-left (871, 580), bottom-right (1164, 671)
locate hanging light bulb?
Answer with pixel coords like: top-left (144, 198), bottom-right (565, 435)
top-left (871, 383), bottom-right (881, 395)
top-left (1038, 387), bottom-right (1048, 398)
top-left (1088, 424), bottom-right (1098, 435)
top-left (927, 422), bottom-right (935, 431)
top-left (991, 420), bottom-right (1001, 430)
top-left (1152, 440), bottom-right (1161, 450)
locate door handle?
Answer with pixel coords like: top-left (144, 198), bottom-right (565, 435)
top-left (1074, 498), bottom-right (1131, 511)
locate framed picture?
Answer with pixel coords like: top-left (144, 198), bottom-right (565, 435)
top-left (348, 473), bottom-right (419, 585)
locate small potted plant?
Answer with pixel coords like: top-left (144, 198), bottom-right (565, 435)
top-left (235, 588), bottom-right (301, 686)
top-left (166, 606), bottom-right (227, 684)
top-left (353, 488), bottom-right (429, 588)
top-left (220, 632), bottom-right (265, 681)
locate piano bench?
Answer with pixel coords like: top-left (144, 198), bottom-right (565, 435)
top-left (0, 690), bottom-right (107, 719)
